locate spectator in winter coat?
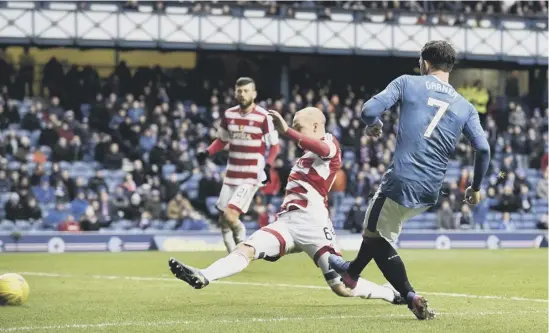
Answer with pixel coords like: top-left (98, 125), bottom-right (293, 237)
top-left (144, 190), bottom-right (163, 219)
top-left (509, 104), bottom-right (527, 129)
top-left (344, 197), bottom-right (366, 233)
top-left (131, 160), bottom-right (147, 186)
top-left (80, 206), bottom-right (101, 231)
top-left (21, 197), bottom-right (42, 221)
top-left (4, 193), bottom-right (24, 221)
top-left (96, 190), bottom-right (115, 223)
top-left (103, 143), bottom-right (123, 170)
top-left (88, 170), bottom-right (107, 194)
top-left (61, 170), bottom-right (77, 200)
top-left (125, 193), bottom-right (143, 220)
top-left (167, 193), bottom-right (185, 220)
top-left (492, 186), bottom-right (520, 213)
top-left (38, 121), bottom-right (59, 147)
top-left (111, 186), bottom-right (129, 218)
top-left (456, 204), bottom-right (474, 229)
top-left (52, 137), bottom-right (74, 162)
top-left (0, 170), bottom-right (11, 192)
top-left (437, 200), bottom-right (455, 229)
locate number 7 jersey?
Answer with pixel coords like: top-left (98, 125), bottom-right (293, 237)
top-left (280, 133), bottom-right (342, 214)
top-left (373, 74), bottom-right (485, 209)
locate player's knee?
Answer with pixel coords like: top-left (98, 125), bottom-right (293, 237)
top-left (330, 284), bottom-right (352, 297)
top-left (222, 207), bottom-right (240, 225)
top-left (234, 243), bottom-right (255, 261)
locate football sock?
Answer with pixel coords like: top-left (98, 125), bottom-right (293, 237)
top-left (221, 228), bottom-right (236, 253)
top-left (351, 278), bottom-right (395, 303)
top-left (231, 221), bottom-right (247, 245)
top-left (201, 251), bottom-right (250, 282)
top-left (371, 237), bottom-right (415, 300)
top-left (347, 237), bottom-right (381, 277)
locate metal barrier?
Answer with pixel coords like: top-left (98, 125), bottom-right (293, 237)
top-left (0, 8), bottom-right (546, 63)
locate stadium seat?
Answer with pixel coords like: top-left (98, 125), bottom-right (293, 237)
top-left (206, 197), bottom-right (219, 216)
top-left (0, 220), bottom-right (15, 231)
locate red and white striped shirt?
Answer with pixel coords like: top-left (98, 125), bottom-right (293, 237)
top-left (217, 105), bottom-right (279, 186)
top-left (280, 133), bottom-right (341, 213)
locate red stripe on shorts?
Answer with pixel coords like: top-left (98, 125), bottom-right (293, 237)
top-left (227, 204), bottom-right (243, 214)
top-left (313, 246), bottom-right (342, 267)
top-left (262, 227), bottom-right (286, 257)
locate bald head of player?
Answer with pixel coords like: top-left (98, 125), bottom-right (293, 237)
top-left (292, 107), bottom-right (326, 139)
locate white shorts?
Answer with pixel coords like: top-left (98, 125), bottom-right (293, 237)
top-left (216, 183), bottom-right (260, 214)
top-left (363, 191), bottom-right (429, 245)
top-left (243, 208), bottom-right (343, 287)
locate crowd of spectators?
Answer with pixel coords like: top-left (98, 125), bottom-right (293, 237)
top-left (18, 1), bottom-right (548, 28)
top-left (0, 47), bottom-right (547, 232)
top-left (139, 1), bottom-right (549, 18)
top-left (178, 1), bottom-right (548, 28)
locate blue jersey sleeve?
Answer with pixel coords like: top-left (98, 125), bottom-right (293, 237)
top-left (462, 106), bottom-right (485, 142)
top-left (373, 75), bottom-right (406, 110)
top-left (361, 75), bottom-right (405, 126)
top-left (361, 98), bottom-right (386, 126)
top-left (463, 105), bottom-right (491, 191)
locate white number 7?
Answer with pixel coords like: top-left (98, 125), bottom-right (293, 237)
top-left (424, 97), bottom-right (450, 138)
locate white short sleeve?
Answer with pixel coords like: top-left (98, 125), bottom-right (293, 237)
top-left (322, 134), bottom-right (337, 159)
top-left (264, 115), bottom-right (280, 146)
top-left (217, 127), bottom-right (230, 141)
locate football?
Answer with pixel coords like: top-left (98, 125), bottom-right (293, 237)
top-left (0, 273), bottom-right (30, 306)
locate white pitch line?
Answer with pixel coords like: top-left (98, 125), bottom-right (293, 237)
top-left (18, 272), bottom-right (549, 303)
top-left (1, 310), bottom-right (547, 332)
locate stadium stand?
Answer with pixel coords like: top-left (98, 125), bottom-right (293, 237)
top-left (0, 1), bottom-right (547, 233)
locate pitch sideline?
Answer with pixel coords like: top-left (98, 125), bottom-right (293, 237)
top-left (18, 271), bottom-right (549, 303)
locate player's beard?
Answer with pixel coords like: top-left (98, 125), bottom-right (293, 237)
top-left (239, 99), bottom-right (253, 111)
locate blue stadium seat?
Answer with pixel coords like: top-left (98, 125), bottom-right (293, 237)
top-left (521, 221), bottom-right (537, 229)
top-left (7, 161), bottom-right (21, 170)
top-left (0, 220), bottom-right (15, 231)
top-left (244, 221), bottom-right (257, 230)
top-left (206, 197), bottom-right (219, 215)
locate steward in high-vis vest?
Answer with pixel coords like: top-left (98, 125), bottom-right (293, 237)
top-left (468, 80), bottom-right (489, 127)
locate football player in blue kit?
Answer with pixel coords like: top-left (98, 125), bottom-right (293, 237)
top-left (329, 41), bottom-right (491, 320)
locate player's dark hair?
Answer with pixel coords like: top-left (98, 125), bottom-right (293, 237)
top-left (420, 41), bottom-right (456, 72)
top-left (236, 77), bottom-right (255, 87)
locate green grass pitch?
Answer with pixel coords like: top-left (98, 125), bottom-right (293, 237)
top-left (0, 249), bottom-right (547, 333)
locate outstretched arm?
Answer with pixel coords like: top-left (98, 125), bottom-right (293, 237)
top-left (266, 144), bottom-right (280, 166)
top-left (285, 128), bottom-right (332, 158)
top-left (206, 117), bottom-right (230, 156)
top-left (206, 139), bottom-right (228, 156)
top-left (464, 109), bottom-right (491, 191)
top-left (361, 75), bottom-right (405, 126)
top-left (470, 135), bottom-right (491, 191)
top-left (267, 110), bottom-right (334, 159)
top-left (361, 98), bottom-right (386, 127)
